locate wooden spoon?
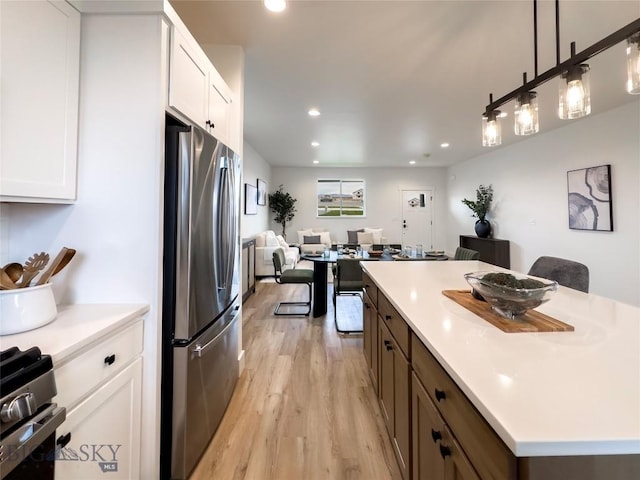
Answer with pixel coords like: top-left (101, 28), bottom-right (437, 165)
top-left (2, 263), bottom-right (23, 284)
top-left (0, 268), bottom-right (19, 290)
top-left (36, 247), bottom-right (75, 286)
top-left (18, 252), bottom-right (50, 288)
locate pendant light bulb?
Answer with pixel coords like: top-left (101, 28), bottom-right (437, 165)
top-left (482, 111), bottom-right (502, 147)
top-left (626, 33), bottom-right (640, 94)
top-left (514, 91), bottom-right (539, 135)
top-left (559, 64), bottom-right (591, 119)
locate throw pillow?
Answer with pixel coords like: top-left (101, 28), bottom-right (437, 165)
top-left (318, 231), bottom-right (332, 246)
top-left (276, 235), bottom-right (288, 248)
top-left (364, 227), bottom-right (383, 244)
top-left (265, 231), bottom-right (280, 247)
top-left (347, 228), bottom-right (365, 244)
top-left (303, 235), bottom-right (321, 244)
top-left (357, 231), bottom-right (374, 245)
top-left (297, 228), bottom-right (313, 245)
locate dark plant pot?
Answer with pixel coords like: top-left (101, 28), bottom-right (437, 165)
top-left (475, 219), bottom-right (491, 238)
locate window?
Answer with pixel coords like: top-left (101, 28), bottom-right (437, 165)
top-left (317, 179), bottom-right (365, 217)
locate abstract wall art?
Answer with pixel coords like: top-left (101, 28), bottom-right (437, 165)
top-left (567, 164), bottom-right (613, 231)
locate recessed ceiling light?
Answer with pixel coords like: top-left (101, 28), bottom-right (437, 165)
top-left (440, 142), bottom-right (450, 148)
top-left (264, 0), bottom-right (286, 13)
top-left (409, 160), bottom-right (416, 165)
top-left (311, 141), bottom-right (320, 147)
top-left (313, 160), bottom-right (319, 164)
top-left (308, 108), bottom-right (320, 117)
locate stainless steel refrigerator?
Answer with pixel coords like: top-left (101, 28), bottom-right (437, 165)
top-left (161, 117), bottom-right (241, 479)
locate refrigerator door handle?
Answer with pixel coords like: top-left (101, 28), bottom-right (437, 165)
top-left (191, 309), bottom-right (238, 358)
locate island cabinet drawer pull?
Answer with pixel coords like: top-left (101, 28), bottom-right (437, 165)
top-left (439, 444), bottom-right (451, 458)
top-left (104, 354), bottom-right (116, 366)
top-left (435, 389), bottom-right (446, 402)
top-left (431, 429), bottom-right (442, 443)
top-left (383, 340), bottom-right (393, 351)
top-left (56, 432), bottom-right (72, 448)
top-left (385, 314), bottom-right (392, 321)
top-left (364, 302), bottom-right (370, 309)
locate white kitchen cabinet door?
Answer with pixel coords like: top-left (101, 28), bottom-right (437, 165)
top-left (169, 27), bottom-right (209, 129)
top-left (54, 358), bottom-right (142, 480)
top-left (0, 0), bottom-right (80, 202)
top-left (207, 68), bottom-right (231, 145)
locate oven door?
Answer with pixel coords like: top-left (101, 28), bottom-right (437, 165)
top-left (0, 404), bottom-right (66, 480)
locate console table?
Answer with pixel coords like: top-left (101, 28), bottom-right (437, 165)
top-left (459, 235), bottom-right (510, 268)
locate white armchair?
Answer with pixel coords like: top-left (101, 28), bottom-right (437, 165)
top-left (254, 230), bottom-right (299, 277)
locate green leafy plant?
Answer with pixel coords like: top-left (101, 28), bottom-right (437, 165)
top-left (268, 185), bottom-right (297, 238)
top-left (462, 184), bottom-right (493, 222)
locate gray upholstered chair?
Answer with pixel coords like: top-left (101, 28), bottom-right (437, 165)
top-left (273, 248), bottom-right (314, 315)
top-left (528, 256), bottom-right (589, 293)
top-left (454, 247), bottom-right (481, 260)
top-left (332, 258), bottom-right (364, 333)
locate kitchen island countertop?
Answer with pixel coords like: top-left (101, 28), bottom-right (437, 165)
top-left (0, 303), bottom-right (149, 365)
top-left (361, 260), bottom-right (640, 457)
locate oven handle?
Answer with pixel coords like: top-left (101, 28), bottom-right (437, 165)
top-left (0, 404), bottom-right (66, 479)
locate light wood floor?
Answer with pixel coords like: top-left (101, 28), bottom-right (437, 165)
top-left (189, 280), bottom-right (402, 480)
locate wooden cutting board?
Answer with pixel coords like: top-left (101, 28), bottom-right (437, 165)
top-left (442, 290), bottom-right (574, 333)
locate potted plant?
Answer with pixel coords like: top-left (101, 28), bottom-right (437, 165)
top-left (268, 185), bottom-right (297, 239)
top-left (462, 184), bottom-right (494, 238)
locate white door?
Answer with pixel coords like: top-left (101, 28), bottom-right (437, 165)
top-left (401, 190), bottom-right (433, 249)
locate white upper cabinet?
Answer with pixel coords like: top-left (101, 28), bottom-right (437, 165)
top-left (168, 25), bottom-right (233, 146)
top-left (0, 0), bottom-right (80, 203)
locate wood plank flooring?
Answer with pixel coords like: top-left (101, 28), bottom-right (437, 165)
top-left (189, 281), bottom-right (402, 480)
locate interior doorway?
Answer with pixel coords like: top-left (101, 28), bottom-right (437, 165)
top-left (401, 189), bottom-right (433, 249)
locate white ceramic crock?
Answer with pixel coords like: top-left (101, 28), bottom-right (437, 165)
top-left (0, 283), bottom-right (57, 336)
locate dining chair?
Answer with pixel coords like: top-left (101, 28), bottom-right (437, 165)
top-left (528, 256), bottom-right (589, 293)
top-left (332, 258), bottom-right (365, 334)
top-left (272, 248), bottom-right (314, 315)
top-left (454, 247), bottom-right (481, 260)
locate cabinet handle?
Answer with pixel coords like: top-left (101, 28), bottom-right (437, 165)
top-left (385, 314), bottom-right (392, 321)
top-left (439, 445), bottom-right (451, 458)
top-left (104, 354), bottom-right (116, 366)
top-left (56, 432), bottom-right (72, 448)
top-left (431, 429), bottom-right (442, 443)
top-left (435, 389), bottom-right (446, 402)
top-left (383, 340), bottom-right (392, 351)
top-left (364, 302), bottom-right (370, 309)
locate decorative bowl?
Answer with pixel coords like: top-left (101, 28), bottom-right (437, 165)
top-left (464, 271), bottom-right (557, 319)
top-left (0, 283), bottom-right (57, 335)
top-left (368, 250), bottom-right (383, 257)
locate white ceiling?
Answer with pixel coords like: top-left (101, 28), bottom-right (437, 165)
top-left (169, 0), bottom-right (640, 168)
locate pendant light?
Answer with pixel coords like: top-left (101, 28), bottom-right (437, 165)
top-left (482, 95), bottom-right (502, 147)
top-left (514, 74), bottom-right (539, 135)
top-left (558, 43), bottom-right (591, 120)
top-left (627, 32), bottom-right (640, 94)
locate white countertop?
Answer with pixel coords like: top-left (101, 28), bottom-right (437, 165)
top-left (0, 304), bottom-right (149, 365)
top-left (362, 260), bottom-right (640, 457)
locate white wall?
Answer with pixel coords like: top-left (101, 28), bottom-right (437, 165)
top-left (241, 142), bottom-right (272, 238)
top-left (271, 166), bottom-right (448, 248)
top-left (447, 101), bottom-right (640, 306)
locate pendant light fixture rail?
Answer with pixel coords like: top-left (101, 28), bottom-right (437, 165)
top-left (484, 16), bottom-right (640, 116)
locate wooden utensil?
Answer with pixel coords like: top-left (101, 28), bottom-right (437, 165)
top-left (18, 252), bottom-right (50, 288)
top-left (0, 268), bottom-right (19, 290)
top-left (51, 248), bottom-right (76, 277)
top-left (2, 263), bottom-right (23, 284)
top-left (36, 247), bottom-right (75, 286)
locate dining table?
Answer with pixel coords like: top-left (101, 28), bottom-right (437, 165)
top-left (301, 249), bottom-right (448, 317)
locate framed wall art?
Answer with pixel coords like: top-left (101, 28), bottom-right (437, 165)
top-left (257, 178), bottom-right (267, 206)
top-left (567, 164), bottom-right (613, 231)
top-left (244, 183), bottom-right (258, 215)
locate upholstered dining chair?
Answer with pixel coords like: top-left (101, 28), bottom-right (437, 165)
top-left (272, 248), bottom-right (314, 315)
top-left (454, 247), bottom-right (481, 260)
top-left (333, 258), bottom-right (365, 334)
top-left (528, 256), bottom-right (589, 293)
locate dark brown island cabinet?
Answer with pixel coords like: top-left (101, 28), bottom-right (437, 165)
top-left (363, 278), bottom-right (640, 480)
top-left (241, 238), bottom-right (256, 303)
top-left (459, 235), bottom-right (510, 268)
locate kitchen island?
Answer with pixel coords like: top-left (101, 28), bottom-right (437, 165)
top-left (362, 260), bottom-right (639, 480)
